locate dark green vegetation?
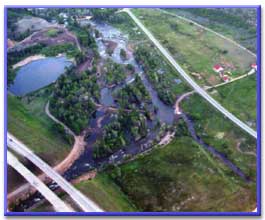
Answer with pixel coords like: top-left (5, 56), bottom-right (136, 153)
top-left (120, 48), bottom-right (127, 60)
top-left (8, 93), bottom-right (71, 165)
top-left (40, 43), bottom-right (80, 58)
top-left (211, 74), bottom-right (257, 129)
top-left (106, 132), bottom-right (256, 211)
top-left (67, 20), bottom-right (97, 50)
top-left (93, 111), bottom-right (148, 159)
top-left (94, 76), bottom-right (152, 159)
top-left (135, 44), bottom-right (190, 105)
top-left (103, 59), bottom-right (127, 86)
top-left (7, 44), bottom-right (45, 67)
top-left (133, 8), bottom-right (255, 86)
top-left (114, 75), bottom-right (151, 109)
top-left (50, 68), bottom-right (99, 134)
top-left (164, 8), bottom-right (257, 52)
top-left (90, 8), bottom-right (119, 21)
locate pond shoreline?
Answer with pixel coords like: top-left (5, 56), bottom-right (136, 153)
top-left (12, 54), bottom-right (46, 69)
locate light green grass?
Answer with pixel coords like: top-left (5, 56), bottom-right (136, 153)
top-left (46, 28), bottom-right (59, 37)
top-left (211, 74), bottom-right (256, 129)
top-left (75, 173), bottom-right (137, 211)
top-left (132, 9), bottom-right (255, 86)
top-left (8, 94), bottom-right (71, 166)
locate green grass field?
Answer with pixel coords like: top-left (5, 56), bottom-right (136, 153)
top-left (75, 174), bottom-right (137, 211)
top-left (211, 74), bottom-right (257, 129)
top-left (107, 135), bottom-right (256, 211)
top-left (8, 93), bottom-right (71, 166)
top-left (162, 8), bottom-right (257, 53)
top-left (132, 9), bottom-right (256, 86)
top-left (182, 94), bottom-right (256, 180)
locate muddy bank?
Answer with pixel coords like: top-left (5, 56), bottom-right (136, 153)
top-left (12, 54), bottom-right (46, 69)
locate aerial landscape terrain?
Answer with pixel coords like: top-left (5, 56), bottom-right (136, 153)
top-left (6, 7), bottom-right (258, 213)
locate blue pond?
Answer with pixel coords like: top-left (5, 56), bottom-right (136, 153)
top-left (9, 56), bottom-right (72, 96)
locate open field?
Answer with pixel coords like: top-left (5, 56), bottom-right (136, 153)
top-left (162, 8), bottom-right (257, 53)
top-left (182, 94), bottom-right (256, 179)
top-left (75, 174), bottom-right (137, 211)
top-left (132, 9), bottom-right (256, 87)
top-left (211, 74), bottom-right (257, 129)
top-left (8, 93), bottom-right (71, 166)
top-left (106, 135), bottom-right (256, 211)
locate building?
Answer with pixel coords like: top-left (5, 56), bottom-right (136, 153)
top-left (213, 64), bottom-right (224, 73)
top-left (251, 63), bottom-right (257, 71)
top-left (222, 75), bottom-right (230, 82)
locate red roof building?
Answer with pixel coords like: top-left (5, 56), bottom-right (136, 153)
top-left (222, 75), bottom-right (229, 82)
top-left (213, 64), bottom-right (224, 73)
top-left (251, 63), bottom-right (257, 71)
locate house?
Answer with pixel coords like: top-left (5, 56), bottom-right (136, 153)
top-left (213, 64), bottom-right (224, 73)
top-left (251, 63), bottom-right (257, 71)
top-left (222, 75), bottom-right (230, 82)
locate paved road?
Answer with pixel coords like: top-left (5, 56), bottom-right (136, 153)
top-left (157, 9), bottom-right (256, 58)
top-left (7, 151), bottom-right (73, 212)
top-left (124, 9), bottom-right (257, 139)
top-left (7, 132), bottom-right (103, 212)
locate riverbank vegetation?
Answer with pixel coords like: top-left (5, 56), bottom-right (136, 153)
top-left (50, 68), bottom-right (99, 134)
top-left (114, 75), bottom-right (151, 109)
top-left (134, 44), bottom-right (190, 105)
top-left (93, 110), bottom-right (148, 159)
top-left (182, 94), bottom-right (256, 181)
top-left (103, 59), bottom-right (127, 86)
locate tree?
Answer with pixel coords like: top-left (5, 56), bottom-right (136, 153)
top-left (120, 48), bottom-right (127, 60)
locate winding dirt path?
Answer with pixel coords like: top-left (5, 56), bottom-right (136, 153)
top-left (7, 102), bottom-right (85, 205)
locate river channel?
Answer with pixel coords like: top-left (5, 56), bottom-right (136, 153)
top-left (11, 20), bottom-right (250, 211)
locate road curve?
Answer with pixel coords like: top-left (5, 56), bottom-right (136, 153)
top-left (45, 101), bottom-right (75, 137)
top-left (124, 8), bottom-right (257, 139)
top-left (7, 151), bottom-right (73, 212)
top-left (7, 132), bottom-right (103, 212)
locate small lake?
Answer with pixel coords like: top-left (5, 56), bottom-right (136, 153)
top-left (9, 56), bottom-right (72, 96)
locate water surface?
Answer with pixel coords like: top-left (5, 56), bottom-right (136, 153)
top-left (9, 56), bottom-right (72, 96)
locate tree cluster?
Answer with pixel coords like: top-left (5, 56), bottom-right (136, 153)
top-left (93, 110), bottom-right (148, 159)
top-left (50, 68), bottom-right (100, 134)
